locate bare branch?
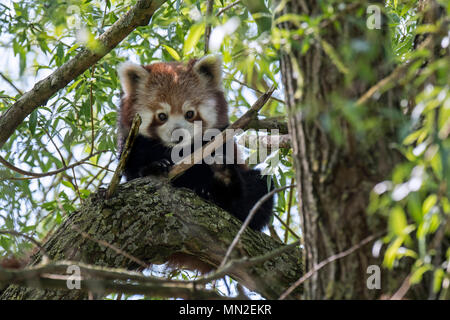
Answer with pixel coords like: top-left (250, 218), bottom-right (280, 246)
top-left (0, 260), bottom-right (226, 299)
top-left (216, 0), bottom-right (241, 17)
top-left (0, 230), bottom-right (49, 261)
top-left (0, 72), bottom-right (23, 96)
top-left (0, 150), bottom-right (106, 180)
top-left (279, 233), bottom-right (382, 300)
top-left (355, 36), bottom-right (433, 107)
top-left (106, 114), bottom-right (141, 198)
top-left (204, 0), bottom-right (214, 53)
top-left (194, 240), bottom-right (300, 285)
top-left (220, 184), bottom-right (297, 269)
top-left (245, 116), bottom-right (289, 134)
top-left (225, 76), bottom-right (286, 104)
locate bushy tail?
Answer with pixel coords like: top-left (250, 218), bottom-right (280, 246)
top-left (230, 169), bottom-right (274, 231)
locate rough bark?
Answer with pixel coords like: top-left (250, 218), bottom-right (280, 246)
top-left (0, 177), bottom-right (302, 300)
top-left (279, 1), bottom-right (404, 299)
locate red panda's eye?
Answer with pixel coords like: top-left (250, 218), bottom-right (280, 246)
top-left (185, 111), bottom-right (194, 120)
top-left (158, 113), bottom-right (168, 121)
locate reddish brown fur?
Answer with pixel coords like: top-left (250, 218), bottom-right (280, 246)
top-left (116, 57), bottom-right (273, 273)
top-left (167, 253), bottom-right (214, 274)
top-left (119, 60), bottom-right (228, 130)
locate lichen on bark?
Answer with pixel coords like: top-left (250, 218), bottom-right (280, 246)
top-left (0, 176), bottom-right (302, 300)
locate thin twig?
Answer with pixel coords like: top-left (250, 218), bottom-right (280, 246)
top-left (0, 260), bottom-right (227, 299)
top-left (70, 166), bottom-right (83, 202)
top-left (194, 240), bottom-right (300, 285)
top-left (273, 212), bottom-right (301, 240)
top-left (220, 184), bottom-right (297, 269)
top-left (390, 274), bottom-right (412, 300)
top-left (0, 72), bottom-right (23, 96)
top-left (0, 150), bottom-right (105, 180)
top-left (279, 233), bottom-right (382, 300)
top-left (284, 177), bottom-right (295, 243)
top-left (106, 114), bottom-right (141, 198)
top-left (84, 161), bottom-right (115, 173)
top-left (0, 230), bottom-right (49, 262)
top-left (216, 0), bottom-right (241, 17)
top-left (355, 36), bottom-right (433, 107)
top-left (100, 0), bottom-right (109, 29)
top-left (72, 225), bottom-right (148, 269)
top-left (39, 120), bottom-right (67, 167)
top-left (204, 0), bottom-right (214, 53)
top-left (225, 76), bottom-right (286, 104)
top-left (89, 68), bottom-right (96, 156)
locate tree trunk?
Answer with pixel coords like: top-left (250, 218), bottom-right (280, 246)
top-left (0, 177), bottom-right (302, 299)
top-left (279, 1), bottom-right (405, 299)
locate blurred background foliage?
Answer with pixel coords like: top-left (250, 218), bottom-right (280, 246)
top-left (0, 0), bottom-right (448, 299)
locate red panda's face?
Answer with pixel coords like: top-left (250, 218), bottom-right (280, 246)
top-left (118, 56), bottom-right (229, 147)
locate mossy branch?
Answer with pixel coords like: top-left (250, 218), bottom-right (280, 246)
top-left (0, 177), bottom-right (303, 300)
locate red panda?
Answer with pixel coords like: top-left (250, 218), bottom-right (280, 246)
top-left (117, 55), bottom-right (273, 232)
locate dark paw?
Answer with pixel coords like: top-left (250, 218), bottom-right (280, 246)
top-left (193, 187), bottom-right (212, 199)
top-left (139, 159), bottom-right (172, 177)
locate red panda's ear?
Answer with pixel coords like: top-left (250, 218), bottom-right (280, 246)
top-left (118, 62), bottom-right (149, 97)
top-left (193, 55), bottom-right (222, 88)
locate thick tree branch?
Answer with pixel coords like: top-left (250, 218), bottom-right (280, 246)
top-left (0, 0), bottom-right (166, 150)
top-left (0, 240), bottom-right (300, 299)
top-left (0, 177), bottom-right (302, 300)
top-left (0, 261), bottom-right (232, 299)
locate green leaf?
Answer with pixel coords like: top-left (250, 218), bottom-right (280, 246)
top-left (183, 23), bottom-right (204, 56)
top-left (407, 192), bottom-right (422, 223)
top-left (19, 49), bottom-right (26, 76)
top-left (384, 236), bottom-right (403, 269)
top-left (410, 265), bottom-right (432, 284)
top-left (389, 206), bottom-right (408, 236)
top-left (403, 129), bottom-right (423, 145)
top-left (61, 180), bottom-right (75, 190)
top-left (163, 45), bottom-right (181, 61)
top-left (432, 268), bottom-right (444, 293)
top-left (422, 194), bottom-right (437, 215)
top-left (28, 110), bottom-right (38, 135)
top-left (242, 0), bottom-right (272, 34)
